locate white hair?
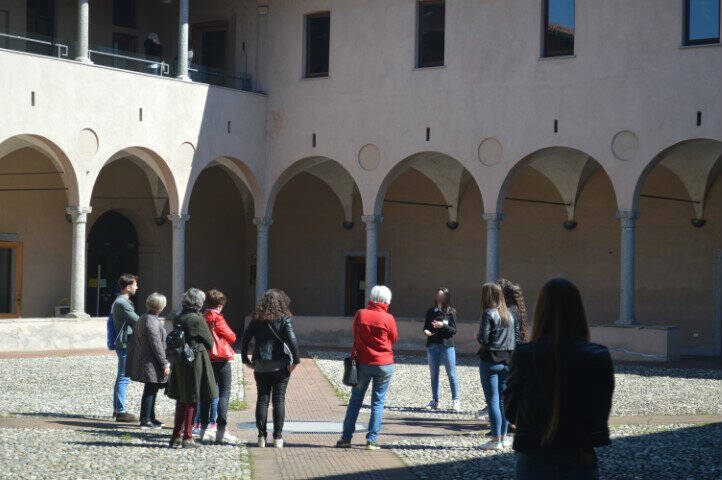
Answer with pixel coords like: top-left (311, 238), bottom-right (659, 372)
top-left (145, 292), bottom-right (166, 314)
top-left (369, 285), bottom-right (392, 305)
top-left (182, 288), bottom-right (206, 312)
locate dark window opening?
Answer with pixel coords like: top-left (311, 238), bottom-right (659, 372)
top-left (113, 0), bottom-right (136, 29)
top-left (543, 0), bottom-right (574, 57)
top-left (305, 12), bottom-right (330, 78)
top-left (26, 0), bottom-right (54, 55)
top-left (684, 0), bottom-right (720, 45)
top-left (417, 0), bottom-right (444, 68)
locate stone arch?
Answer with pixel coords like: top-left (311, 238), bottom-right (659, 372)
top-left (182, 156), bottom-right (262, 217)
top-left (496, 146), bottom-right (619, 222)
top-left (266, 156), bottom-right (363, 226)
top-left (93, 146), bottom-right (180, 215)
top-left (0, 133), bottom-right (80, 206)
top-left (373, 151), bottom-right (481, 226)
top-left (633, 138), bottom-right (722, 221)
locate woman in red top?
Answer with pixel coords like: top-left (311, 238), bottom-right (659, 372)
top-left (336, 285), bottom-right (398, 450)
top-left (198, 289), bottom-right (237, 444)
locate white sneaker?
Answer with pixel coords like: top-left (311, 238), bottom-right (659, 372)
top-left (215, 427), bottom-right (237, 444)
top-left (479, 440), bottom-right (503, 451)
top-left (274, 438), bottom-right (284, 448)
top-left (426, 400), bottom-right (438, 411)
top-left (199, 427), bottom-right (207, 442)
top-left (257, 436), bottom-right (266, 448)
top-left (476, 407), bottom-right (489, 420)
top-left (452, 400), bottom-right (461, 413)
top-left (502, 436), bottom-right (513, 449)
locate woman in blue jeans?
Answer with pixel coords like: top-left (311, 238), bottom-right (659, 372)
top-left (336, 285), bottom-right (398, 450)
top-left (423, 287), bottom-right (460, 412)
top-left (477, 282), bottom-right (517, 450)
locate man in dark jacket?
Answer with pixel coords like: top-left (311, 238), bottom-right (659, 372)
top-left (111, 273), bottom-right (139, 422)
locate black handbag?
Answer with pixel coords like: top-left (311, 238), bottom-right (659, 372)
top-left (342, 355), bottom-right (358, 386)
top-left (266, 321), bottom-right (293, 365)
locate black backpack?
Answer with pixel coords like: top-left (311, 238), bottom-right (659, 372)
top-left (166, 321), bottom-right (196, 366)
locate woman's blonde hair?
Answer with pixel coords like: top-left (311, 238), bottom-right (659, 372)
top-left (145, 292), bottom-right (167, 314)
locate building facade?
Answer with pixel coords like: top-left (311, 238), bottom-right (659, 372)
top-left (0, 0), bottom-right (720, 357)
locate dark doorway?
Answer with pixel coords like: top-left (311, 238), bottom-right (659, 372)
top-left (26, 0), bottom-right (54, 55)
top-left (345, 256), bottom-right (385, 315)
top-left (191, 21), bottom-right (228, 86)
top-left (86, 211), bottom-right (139, 316)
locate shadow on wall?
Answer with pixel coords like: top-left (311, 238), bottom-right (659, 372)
top-left (311, 423), bottom-right (721, 480)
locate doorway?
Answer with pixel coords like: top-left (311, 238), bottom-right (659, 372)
top-left (191, 21), bottom-right (228, 85)
top-left (0, 242), bottom-right (23, 318)
top-left (345, 256), bottom-right (385, 315)
top-left (86, 211), bottom-right (139, 316)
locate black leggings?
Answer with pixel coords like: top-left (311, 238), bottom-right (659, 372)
top-left (140, 382), bottom-right (163, 423)
top-left (200, 361), bottom-right (232, 428)
top-left (254, 369), bottom-right (291, 439)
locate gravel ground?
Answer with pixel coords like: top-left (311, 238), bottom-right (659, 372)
top-left (0, 426), bottom-right (251, 480)
top-left (0, 355), bottom-right (244, 419)
top-left (312, 351), bottom-right (722, 417)
top-left (391, 423), bottom-right (722, 480)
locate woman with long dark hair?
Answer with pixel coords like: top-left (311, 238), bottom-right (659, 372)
top-left (497, 278), bottom-right (528, 344)
top-left (242, 289), bottom-right (301, 448)
top-left (423, 287), bottom-right (460, 412)
top-left (504, 278), bottom-right (614, 479)
top-left (476, 282), bottom-right (516, 450)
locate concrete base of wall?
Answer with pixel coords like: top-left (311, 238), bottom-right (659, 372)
top-left (0, 316), bottom-right (681, 363)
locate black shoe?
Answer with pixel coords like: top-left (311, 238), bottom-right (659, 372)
top-left (139, 421), bottom-right (155, 429)
top-left (150, 419), bottom-right (164, 429)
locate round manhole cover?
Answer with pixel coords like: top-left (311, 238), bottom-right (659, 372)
top-left (237, 421), bottom-right (366, 433)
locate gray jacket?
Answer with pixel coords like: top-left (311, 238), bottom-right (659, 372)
top-left (477, 308), bottom-right (516, 351)
top-left (125, 313), bottom-right (169, 384)
top-left (111, 295), bottom-right (139, 350)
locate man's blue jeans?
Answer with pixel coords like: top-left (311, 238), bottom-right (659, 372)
top-left (479, 360), bottom-right (510, 438)
top-left (341, 363), bottom-right (394, 443)
top-left (427, 343), bottom-right (459, 402)
top-left (113, 348), bottom-right (131, 414)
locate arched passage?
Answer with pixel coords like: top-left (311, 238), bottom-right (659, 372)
top-left (375, 152), bottom-right (483, 320)
top-left (0, 135), bottom-right (80, 317)
top-left (634, 139), bottom-right (722, 355)
top-left (497, 146), bottom-right (619, 325)
top-left (89, 148), bottom-right (177, 310)
top-left (266, 157), bottom-right (364, 315)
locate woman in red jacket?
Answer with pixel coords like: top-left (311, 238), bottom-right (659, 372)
top-left (199, 289), bottom-right (237, 444)
top-left (336, 285), bottom-right (398, 450)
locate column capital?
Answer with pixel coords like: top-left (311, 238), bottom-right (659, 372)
top-left (66, 206), bottom-right (92, 222)
top-left (253, 216), bottom-right (273, 227)
top-left (257, 4), bottom-right (269, 15)
top-left (168, 213), bottom-right (190, 228)
top-left (483, 212), bottom-right (504, 224)
top-left (616, 210), bottom-right (640, 228)
top-left (361, 214), bottom-right (383, 225)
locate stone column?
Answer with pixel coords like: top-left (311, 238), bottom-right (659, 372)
top-left (253, 217), bottom-right (273, 302)
top-left (617, 210), bottom-right (639, 325)
top-left (483, 213), bottom-right (504, 282)
top-left (168, 213), bottom-right (190, 311)
top-left (177, 0), bottom-right (190, 80)
top-left (75, 0), bottom-right (91, 63)
top-left (66, 206), bottom-right (92, 318)
top-left (362, 215), bottom-right (383, 302)
top-left (255, 4), bottom-right (269, 92)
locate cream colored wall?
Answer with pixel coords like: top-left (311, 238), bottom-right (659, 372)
top-left (0, 148), bottom-right (71, 317)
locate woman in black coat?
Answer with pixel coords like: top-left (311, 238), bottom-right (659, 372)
top-left (166, 288), bottom-right (218, 448)
top-left (504, 278), bottom-right (614, 479)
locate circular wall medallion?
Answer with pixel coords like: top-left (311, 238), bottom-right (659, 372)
top-left (176, 142), bottom-right (196, 166)
top-left (358, 143), bottom-right (381, 171)
top-left (611, 130), bottom-right (639, 161)
top-left (76, 128), bottom-right (99, 159)
top-left (478, 137), bottom-right (503, 166)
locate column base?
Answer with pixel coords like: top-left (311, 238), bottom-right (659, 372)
top-left (65, 311), bottom-right (92, 320)
top-left (176, 74), bottom-right (191, 81)
top-left (74, 56), bottom-right (94, 64)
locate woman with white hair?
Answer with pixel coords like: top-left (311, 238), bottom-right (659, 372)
top-left (166, 288), bottom-right (219, 448)
top-left (336, 285), bottom-right (398, 450)
top-left (126, 292), bottom-right (170, 428)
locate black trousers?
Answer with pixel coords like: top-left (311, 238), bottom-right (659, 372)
top-left (140, 382), bottom-right (163, 423)
top-left (254, 368), bottom-right (291, 439)
top-left (200, 361), bottom-right (232, 428)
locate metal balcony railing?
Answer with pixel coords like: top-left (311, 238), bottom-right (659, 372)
top-left (88, 46), bottom-right (170, 76)
top-left (0, 30), bottom-right (69, 58)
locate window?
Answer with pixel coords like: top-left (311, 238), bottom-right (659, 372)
top-left (0, 242), bottom-right (23, 318)
top-left (113, 0), bottom-right (136, 29)
top-left (543, 0), bottom-right (574, 57)
top-left (685, 0), bottom-right (720, 45)
top-left (305, 12), bottom-right (330, 78)
top-left (417, 0), bottom-right (445, 68)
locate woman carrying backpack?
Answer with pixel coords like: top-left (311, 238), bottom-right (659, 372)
top-left (166, 288), bottom-right (218, 448)
top-left (242, 289), bottom-right (300, 448)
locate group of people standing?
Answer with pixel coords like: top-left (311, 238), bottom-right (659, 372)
top-left (107, 271), bottom-right (614, 479)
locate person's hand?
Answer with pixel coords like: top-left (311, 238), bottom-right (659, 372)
top-left (432, 320), bottom-right (443, 329)
top-left (288, 363), bottom-right (298, 373)
top-left (424, 329), bottom-right (433, 337)
top-left (163, 366), bottom-right (171, 377)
